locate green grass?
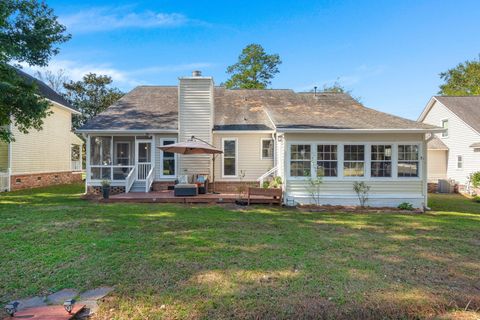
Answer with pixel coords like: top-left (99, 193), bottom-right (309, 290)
top-left (0, 184), bottom-right (479, 319)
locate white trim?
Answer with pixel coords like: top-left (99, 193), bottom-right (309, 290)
top-left (48, 99), bottom-right (81, 115)
top-left (456, 154), bottom-right (463, 170)
top-left (76, 129), bottom-right (178, 134)
top-left (213, 130), bottom-right (275, 134)
top-left (260, 138), bottom-right (274, 160)
top-left (221, 137), bottom-right (238, 178)
top-left (277, 128), bottom-right (444, 134)
top-left (159, 137), bottom-right (177, 178)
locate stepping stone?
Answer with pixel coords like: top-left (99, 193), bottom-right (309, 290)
top-left (76, 300), bottom-right (99, 319)
top-left (47, 288), bottom-right (78, 305)
top-left (11, 296), bottom-right (47, 311)
top-left (79, 287), bottom-right (114, 301)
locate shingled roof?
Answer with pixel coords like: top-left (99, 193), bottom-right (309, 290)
top-left (433, 96), bottom-right (480, 133)
top-left (16, 68), bottom-right (74, 110)
top-left (80, 86), bottom-right (438, 132)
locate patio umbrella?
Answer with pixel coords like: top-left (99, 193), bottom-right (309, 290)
top-left (158, 136), bottom-right (223, 193)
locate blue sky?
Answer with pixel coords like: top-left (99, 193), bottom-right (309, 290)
top-left (30, 0), bottom-right (480, 120)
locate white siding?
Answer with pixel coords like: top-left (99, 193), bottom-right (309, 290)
top-left (0, 142), bottom-right (8, 171)
top-left (422, 100), bottom-right (480, 185)
top-left (10, 104), bottom-right (82, 174)
top-left (283, 132), bottom-right (426, 208)
top-left (427, 150), bottom-right (447, 182)
top-left (178, 77), bottom-right (214, 176)
top-left (213, 133), bottom-right (274, 181)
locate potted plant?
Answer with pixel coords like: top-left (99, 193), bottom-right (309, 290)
top-left (101, 180), bottom-right (111, 199)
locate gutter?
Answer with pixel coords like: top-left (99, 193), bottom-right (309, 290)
top-left (276, 128), bottom-right (446, 134)
top-left (76, 129), bottom-right (178, 134)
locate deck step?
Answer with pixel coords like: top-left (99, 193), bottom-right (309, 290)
top-left (130, 181), bottom-right (147, 193)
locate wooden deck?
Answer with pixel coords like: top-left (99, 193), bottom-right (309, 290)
top-left (107, 190), bottom-right (280, 204)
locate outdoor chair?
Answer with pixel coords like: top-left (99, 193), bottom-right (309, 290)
top-left (174, 175), bottom-right (198, 196)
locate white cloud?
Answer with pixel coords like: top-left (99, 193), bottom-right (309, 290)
top-left (19, 59), bottom-right (214, 91)
top-left (60, 7), bottom-right (196, 33)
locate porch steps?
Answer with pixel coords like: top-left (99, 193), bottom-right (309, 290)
top-left (130, 181), bottom-right (147, 193)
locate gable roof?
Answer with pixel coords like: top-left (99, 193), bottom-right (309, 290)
top-left (431, 96), bottom-right (480, 134)
top-left (428, 136), bottom-right (448, 150)
top-left (15, 68), bottom-right (75, 111)
top-left (79, 85), bottom-right (439, 132)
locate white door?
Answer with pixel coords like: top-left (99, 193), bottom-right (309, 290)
top-left (136, 140), bottom-right (152, 181)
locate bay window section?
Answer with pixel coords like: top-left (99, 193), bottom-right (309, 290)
top-left (317, 145), bottom-right (337, 177)
top-left (290, 144), bottom-right (311, 177)
top-left (398, 145), bottom-right (419, 177)
top-left (371, 145), bottom-right (392, 177)
top-left (343, 145), bottom-right (365, 177)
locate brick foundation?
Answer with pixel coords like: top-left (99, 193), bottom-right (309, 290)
top-left (210, 181), bottom-right (258, 193)
top-left (10, 171), bottom-right (83, 191)
top-left (152, 181), bottom-right (175, 191)
top-left (427, 183), bottom-right (437, 193)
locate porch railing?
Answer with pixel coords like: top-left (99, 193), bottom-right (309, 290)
top-left (137, 163), bottom-right (152, 180)
top-left (145, 166), bottom-right (155, 192)
top-left (256, 166), bottom-right (279, 187)
top-left (71, 160), bottom-right (82, 171)
top-left (0, 171), bottom-right (9, 192)
top-left (125, 167), bottom-right (136, 193)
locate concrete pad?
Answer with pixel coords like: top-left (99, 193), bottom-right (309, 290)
top-left (79, 287), bottom-right (114, 301)
top-left (11, 296), bottom-right (47, 311)
top-left (47, 289), bottom-right (78, 305)
top-left (76, 300), bottom-right (99, 318)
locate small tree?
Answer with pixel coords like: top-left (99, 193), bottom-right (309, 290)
top-left (307, 174), bottom-right (323, 206)
top-left (469, 171), bottom-right (480, 188)
top-left (236, 170), bottom-right (247, 200)
top-left (353, 181), bottom-right (370, 208)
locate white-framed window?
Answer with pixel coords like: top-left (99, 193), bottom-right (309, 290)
top-left (115, 141), bottom-right (131, 165)
top-left (222, 138), bottom-right (237, 177)
top-left (441, 119), bottom-right (448, 137)
top-left (290, 144), bottom-right (311, 177)
top-left (261, 138), bottom-right (274, 160)
top-left (343, 145), bottom-right (365, 177)
top-left (457, 155), bottom-right (463, 169)
top-left (398, 145), bottom-right (419, 177)
top-left (371, 145), bottom-right (392, 177)
top-left (317, 145), bottom-right (337, 177)
top-left (160, 138), bottom-right (177, 178)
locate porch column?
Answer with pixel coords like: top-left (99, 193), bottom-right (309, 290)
top-left (85, 134), bottom-right (90, 194)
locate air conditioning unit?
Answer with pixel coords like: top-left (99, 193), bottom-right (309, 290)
top-left (437, 179), bottom-right (454, 193)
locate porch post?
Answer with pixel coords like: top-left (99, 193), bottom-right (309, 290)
top-left (85, 134), bottom-right (90, 194)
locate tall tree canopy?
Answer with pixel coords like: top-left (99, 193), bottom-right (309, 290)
top-left (439, 56), bottom-right (480, 95)
top-left (0, 0), bottom-right (70, 142)
top-left (225, 44), bottom-right (281, 89)
top-left (63, 73), bottom-right (124, 130)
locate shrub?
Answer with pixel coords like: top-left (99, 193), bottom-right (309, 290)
top-left (353, 181), bottom-right (370, 208)
top-left (307, 176), bottom-right (323, 206)
top-left (101, 180), bottom-right (111, 187)
top-left (262, 181), bottom-right (270, 189)
top-left (398, 202), bottom-right (414, 210)
top-left (470, 171), bottom-right (480, 188)
top-left (473, 196), bottom-right (480, 203)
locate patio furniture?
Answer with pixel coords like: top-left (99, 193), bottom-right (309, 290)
top-left (174, 184), bottom-right (198, 196)
top-left (195, 175), bottom-right (208, 194)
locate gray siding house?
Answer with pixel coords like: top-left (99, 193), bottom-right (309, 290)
top-left (78, 71), bottom-right (442, 208)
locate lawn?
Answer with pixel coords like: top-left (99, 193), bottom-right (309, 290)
top-left (0, 184), bottom-right (479, 319)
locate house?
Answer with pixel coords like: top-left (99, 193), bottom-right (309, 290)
top-left (77, 71), bottom-right (442, 208)
top-left (0, 70), bottom-right (83, 192)
top-left (419, 96), bottom-right (480, 187)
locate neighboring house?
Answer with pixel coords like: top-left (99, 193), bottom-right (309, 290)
top-left (0, 70), bottom-right (83, 192)
top-left (419, 96), bottom-right (480, 186)
top-left (78, 71), bottom-right (441, 208)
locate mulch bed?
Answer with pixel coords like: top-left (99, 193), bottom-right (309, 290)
top-left (298, 204), bottom-right (423, 214)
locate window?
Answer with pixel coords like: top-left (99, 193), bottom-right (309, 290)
top-left (161, 139), bottom-right (176, 177)
top-left (290, 144), bottom-right (311, 177)
top-left (90, 136), bottom-right (111, 165)
top-left (317, 145), bottom-right (337, 177)
top-left (371, 145), bottom-right (392, 177)
top-left (261, 138), bottom-right (274, 159)
top-left (457, 155), bottom-right (463, 169)
top-left (343, 145), bottom-right (365, 177)
top-left (223, 139), bottom-right (237, 176)
top-left (115, 142), bottom-right (131, 165)
top-left (441, 119), bottom-right (448, 137)
top-left (398, 145), bottom-right (419, 177)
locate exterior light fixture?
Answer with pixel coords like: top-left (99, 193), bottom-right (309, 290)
top-left (4, 302), bottom-right (19, 316)
top-left (63, 299), bottom-right (75, 313)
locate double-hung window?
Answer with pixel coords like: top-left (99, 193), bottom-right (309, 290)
top-left (317, 145), bottom-right (337, 177)
top-left (371, 145), bottom-right (392, 177)
top-left (398, 145), bottom-right (419, 177)
top-left (261, 138), bottom-right (274, 159)
top-left (343, 145), bottom-right (365, 177)
top-left (441, 119), bottom-right (449, 137)
top-left (457, 155), bottom-right (463, 169)
top-left (223, 139), bottom-right (237, 177)
top-left (290, 144), bottom-right (311, 177)
top-left (161, 139), bottom-right (176, 177)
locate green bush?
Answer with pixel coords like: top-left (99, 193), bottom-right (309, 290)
top-left (262, 181), bottom-right (270, 189)
top-left (470, 171), bottom-right (480, 188)
top-left (472, 196), bottom-right (480, 203)
top-left (398, 202), bottom-right (414, 210)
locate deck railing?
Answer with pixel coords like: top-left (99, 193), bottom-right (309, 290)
top-left (125, 167), bottom-right (136, 193)
top-left (0, 171), bottom-right (9, 192)
top-left (145, 166), bottom-right (155, 192)
top-left (256, 166), bottom-right (279, 186)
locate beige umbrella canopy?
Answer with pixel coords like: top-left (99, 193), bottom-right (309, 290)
top-left (158, 136), bottom-right (223, 193)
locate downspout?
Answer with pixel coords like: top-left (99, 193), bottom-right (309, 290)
top-left (423, 133), bottom-right (435, 210)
